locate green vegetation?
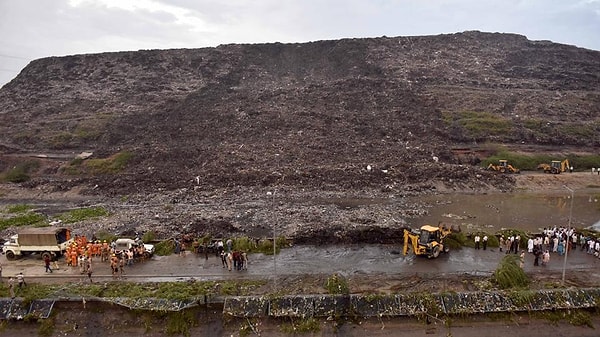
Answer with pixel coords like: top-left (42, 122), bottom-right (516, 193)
top-left (445, 232), bottom-right (472, 249)
top-left (496, 229), bottom-right (530, 250)
top-left (164, 310), bottom-right (197, 336)
top-left (481, 147), bottom-right (600, 171)
top-left (280, 317), bottom-right (321, 334)
top-left (37, 317), bottom-right (55, 337)
top-left (4, 204), bottom-right (34, 213)
top-left (94, 230), bottom-right (118, 244)
top-left (325, 273), bottom-right (350, 295)
top-left (56, 206), bottom-right (109, 224)
top-left (493, 255), bottom-right (530, 289)
top-left (443, 111), bottom-right (513, 140)
top-left (142, 231), bottom-right (156, 243)
top-left (0, 160), bottom-right (40, 183)
top-left (0, 212), bottom-right (47, 230)
top-left (154, 240), bottom-right (176, 256)
top-left (0, 280), bottom-right (265, 301)
top-left (64, 151), bottom-right (133, 175)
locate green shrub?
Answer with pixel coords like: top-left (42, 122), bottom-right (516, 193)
top-left (493, 255), bottom-right (529, 289)
top-left (232, 236), bottom-right (256, 252)
top-left (325, 273), bottom-right (350, 295)
top-left (1, 160), bottom-right (40, 183)
top-left (64, 151), bottom-right (133, 175)
top-left (85, 151), bottom-right (133, 174)
top-left (155, 240), bottom-right (175, 256)
top-left (142, 231), bottom-right (156, 243)
top-left (57, 207), bottom-right (109, 223)
top-left (444, 232), bottom-right (470, 249)
top-left (95, 230), bottom-right (117, 243)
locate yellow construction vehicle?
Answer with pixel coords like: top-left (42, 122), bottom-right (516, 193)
top-left (487, 160), bottom-right (520, 173)
top-left (537, 159), bottom-right (570, 174)
top-left (403, 224), bottom-right (455, 259)
top-left (550, 159), bottom-right (570, 174)
top-left (537, 163), bottom-right (552, 173)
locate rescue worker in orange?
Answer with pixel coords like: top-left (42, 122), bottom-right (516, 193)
top-left (70, 244), bottom-right (79, 267)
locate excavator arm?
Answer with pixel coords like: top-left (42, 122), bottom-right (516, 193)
top-left (403, 230), bottom-right (420, 256)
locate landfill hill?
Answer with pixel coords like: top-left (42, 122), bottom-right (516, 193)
top-left (0, 30), bottom-right (599, 196)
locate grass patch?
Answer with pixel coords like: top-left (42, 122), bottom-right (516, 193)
top-left (0, 212), bottom-right (47, 230)
top-left (164, 310), bottom-right (196, 337)
top-left (481, 148), bottom-right (600, 171)
top-left (0, 280), bottom-right (266, 300)
top-left (56, 206), bottom-right (109, 224)
top-left (4, 204), bottom-right (33, 213)
top-left (281, 317), bottom-right (321, 334)
top-left (37, 317), bottom-right (55, 337)
top-left (1, 160), bottom-right (40, 183)
top-left (443, 111), bottom-right (513, 141)
top-left (64, 151), bottom-right (133, 175)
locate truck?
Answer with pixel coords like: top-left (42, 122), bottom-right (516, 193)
top-left (2, 227), bottom-right (74, 261)
top-left (113, 238), bottom-right (155, 258)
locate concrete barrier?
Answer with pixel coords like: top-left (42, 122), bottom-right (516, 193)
top-left (1, 288), bottom-right (599, 319)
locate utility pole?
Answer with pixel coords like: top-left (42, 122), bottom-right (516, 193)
top-left (562, 185), bottom-right (574, 286)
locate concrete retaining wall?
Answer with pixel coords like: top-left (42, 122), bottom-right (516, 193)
top-left (224, 288), bottom-right (600, 317)
top-left (1, 288), bottom-right (598, 319)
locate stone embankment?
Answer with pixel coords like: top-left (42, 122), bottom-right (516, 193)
top-left (2, 287), bottom-right (598, 320)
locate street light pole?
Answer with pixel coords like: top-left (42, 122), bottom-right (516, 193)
top-left (562, 185), bottom-right (574, 286)
top-left (267, 191), bottom-right (276, 289)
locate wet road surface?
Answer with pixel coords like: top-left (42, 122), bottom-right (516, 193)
top-left (3, 243), bottom-right (600, 283)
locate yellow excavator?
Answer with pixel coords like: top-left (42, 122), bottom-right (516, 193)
top-left (487, 160), bottom-right (520, 173)
top-left (537, 159), bottom-right (570, 174)
top-left (403, 224), bottom-right (456, 259)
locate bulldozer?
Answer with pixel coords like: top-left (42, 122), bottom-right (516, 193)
top-left (402, 224), bottom-right (456, 259)
top-left (487, 160), bottom-right (520, 173)
top-left (537, 159), bottom-right (570, 174)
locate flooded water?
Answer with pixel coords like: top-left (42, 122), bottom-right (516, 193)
top-left (409, 191), bottom-right (600, 233)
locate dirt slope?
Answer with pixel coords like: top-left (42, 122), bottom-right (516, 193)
top-left (0, 31), bottom-right (599, 241)
top-left (0, 31), bottom-right (599, 195)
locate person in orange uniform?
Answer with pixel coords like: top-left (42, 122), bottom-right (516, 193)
top-left (70, 244), bottom-right (78, 267)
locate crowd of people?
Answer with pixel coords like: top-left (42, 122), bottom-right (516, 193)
top-left (495, 226), bottom-right (598, 268)
top-left (55, 235), bottom-right (150, 281)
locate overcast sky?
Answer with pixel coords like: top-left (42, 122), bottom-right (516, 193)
top-left (1, 0), bottom-right (599, 87)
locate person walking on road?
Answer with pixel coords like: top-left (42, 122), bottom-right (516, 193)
top-left (474, 235), bottom-right (480, 249)
top-left (44, 255), bottom-right (53, 273)
top-left (86, 261), bottom-right (93, 283)
top-left (482, 235), bottom-right (488, 250)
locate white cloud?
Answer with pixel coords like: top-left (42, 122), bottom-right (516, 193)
top-left (1, 0), bottom-right (599, 87)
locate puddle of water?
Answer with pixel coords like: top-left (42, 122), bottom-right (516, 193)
top-left (409, 192), bottom-right (600, 233)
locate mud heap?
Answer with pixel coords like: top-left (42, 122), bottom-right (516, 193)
top-left (0, 31), bottom-right (598, 240)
